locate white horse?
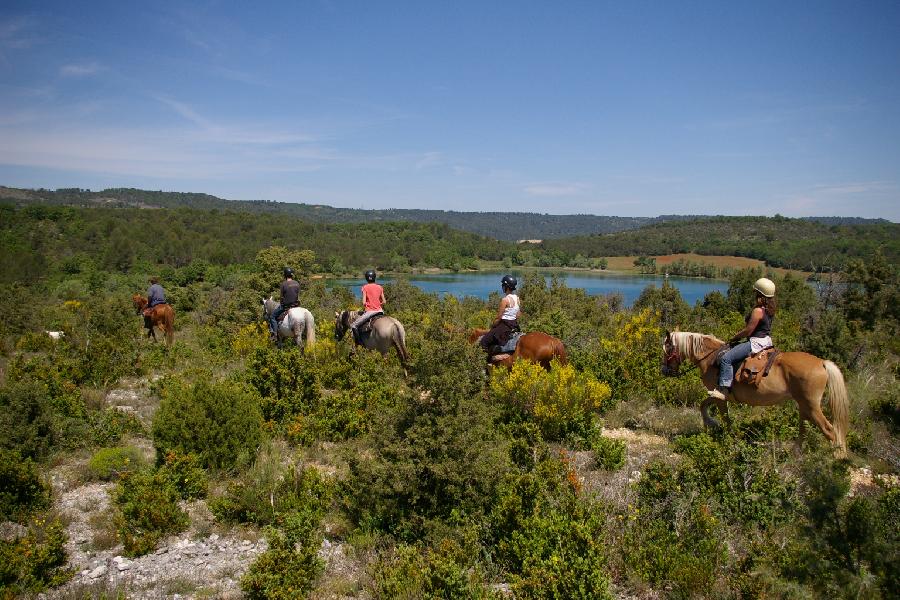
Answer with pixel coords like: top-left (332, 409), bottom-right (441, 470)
top-left (262, 298), bottom-right (316, 349)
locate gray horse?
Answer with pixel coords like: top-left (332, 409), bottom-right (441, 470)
top-left (334, 310), bottom-right (409, 373)
top-left (262, 298), bottom-right (316, 349)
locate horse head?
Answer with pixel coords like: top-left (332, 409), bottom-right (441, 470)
top-left (661, 330), bottom-right (682, 376)
top-left (334, 311), bottom-right (348, 340)
top-left (132, 294), bottom-right (147, 314)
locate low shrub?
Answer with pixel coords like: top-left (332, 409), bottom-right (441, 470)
top-left (151, 378), bottom-right (263, 471)
top-left (246, 346), bottom-right (321, 426)
top-left (114, 470), bottom-right (189, 557)
top-left (157, 451), bottom-right (208, 500)
top-left (490, 359), bottom-right (611, 441)
top-left (0, 449), bottom-right (51, 521)
top-left (0, 515), bottom-right (72, 596)
top-left (488, 454), bottom-right (612, 599)
top-left (370, 539), bottom-right (498, 599)
top-left (592, 435), bottom-right (626, 471)
top-left (241, 505), bottom-right (326, 598)
top-left (211, 456), bottom-right (329, 527)
top-left (87, 446), bottom-right (147, 481)
top-left (0, 379), bottom-right (59, 460)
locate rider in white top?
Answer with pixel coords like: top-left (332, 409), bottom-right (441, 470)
top-left (480, 275), bottom-right (522, 356)
top-left (501, 293), bottom-right (520, 321)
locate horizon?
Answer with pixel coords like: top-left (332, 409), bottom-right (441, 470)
top-left (6, 184), bottom-right (895, 223)
top-left (1, 2), bottom-right (899, 220)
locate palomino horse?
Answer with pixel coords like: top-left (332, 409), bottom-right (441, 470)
top-left (262, 299), bottom-right (316, 350)
top-left (469, 329), bottom-right (567, 370)
top-left (132, 294), bottom-right (175, 346)
top-left (662, 331), bottom-right (850, 456)
top-left (334, 310), bottom-right (409, 373)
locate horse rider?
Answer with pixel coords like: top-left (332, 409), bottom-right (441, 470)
top-left (268, 267), bottom-right (302, 340)
top-left (480, 275), bottom-right (522, 357)
top-left (350, 270), bottom-right (386, 344)
top-left (708, 277), bottom-right (777, 400)
top-left (144, 276), bottom-right (167, 329)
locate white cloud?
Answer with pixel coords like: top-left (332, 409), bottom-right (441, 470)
top-left (60, 61), bottom-right (104, 77)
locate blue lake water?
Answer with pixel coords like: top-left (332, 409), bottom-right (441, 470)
top-left (328, 271), bottom-right (729, 307)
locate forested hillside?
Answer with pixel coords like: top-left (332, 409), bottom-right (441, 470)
top-left (0, 186), bottom-right (665, 241)
top-left (543, 215), bottom-right (900, 270)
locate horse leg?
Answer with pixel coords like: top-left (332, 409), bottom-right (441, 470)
top-left (715, 397), bottom-right (732, 429)
top-left (795, 416), bottom-right (807, 454)
top-left (700, 397), bottom-right (722, 430)
top-left (807, 405), bottom-right (837, 445)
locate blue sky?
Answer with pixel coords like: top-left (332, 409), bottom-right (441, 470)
top-left (1, 1), bottom-right (898, 219)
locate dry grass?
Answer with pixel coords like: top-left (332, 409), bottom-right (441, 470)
top-left (88, 510), bottom-right (119, 551)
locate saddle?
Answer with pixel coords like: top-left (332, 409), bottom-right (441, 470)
top-left (735, 348), bottom-right (781, 386)
top-left (356, 311), bottom-right (384, 337)
top-left (488, 332), bottom-right (523, 361)
top-left (142, 303), bottom-right (167, 317)
top-left (276, 303), bottom-right (299, 322)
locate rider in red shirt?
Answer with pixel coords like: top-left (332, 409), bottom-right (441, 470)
top-left (350, 270), bottom-right (386, 342)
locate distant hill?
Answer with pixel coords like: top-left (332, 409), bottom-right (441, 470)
top-left (0, 186), bottom-right (703, 241)
top-left (542, 215), bottom-right (900, 270)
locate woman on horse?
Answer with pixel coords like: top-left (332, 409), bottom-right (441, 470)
top-left (350, 270), bottom-right (386, 343)
top-left (709, 277), bottom-right (777, 400)
top-left (269, 267), bottom-right (302, 340)
top-left (480, 275), bottom-right (522, 356)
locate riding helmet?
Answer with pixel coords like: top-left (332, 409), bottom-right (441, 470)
top-left (283, 267), bottom-right (294, 278)
top-left (753, 277), bottom-right (776, 298)
top-left (365, 270), bottom-right (377, 282)
top-left (501, 275), bottom-right (517, 290)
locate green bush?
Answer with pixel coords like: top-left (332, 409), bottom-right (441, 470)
top-left (592, 435), bottom-right (626, 471)
top-left (347, 382), bottom-right (510, 539)
top-left (488, 455), bottom-right (612, 599)
top-left (0, 449), bottom-right (51, 521)
top-left (211, 458), bottom-right (328, 527)
top-left (0, 380), bottom-right (58, 460)
top-left (241, 506), bottom-right (325, 599)
top-left (246, 346), bottom-right (320, 426)
top-left (0, 516), bottom-right (72, 596)
top-left (370, 539), bottom-right (498, 599)
top-left (157, 451), bottom-right (208, 500)
top-left (151, 379), bottom-right (263, 471)
top-left (87, 446), bottom-right (146, 481)
top-left (114, 470), bottom-right (189, 557)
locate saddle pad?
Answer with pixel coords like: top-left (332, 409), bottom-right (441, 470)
top-left (499, 332), bottom-right (523, 353)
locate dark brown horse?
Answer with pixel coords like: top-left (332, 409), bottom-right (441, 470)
top-left (469, 328), bottom-right (567, 370)
top-left (132, 294), bottom-right (175, 346)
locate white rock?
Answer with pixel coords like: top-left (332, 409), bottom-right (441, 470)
top-left (89, 565), bottom-right (107, 579)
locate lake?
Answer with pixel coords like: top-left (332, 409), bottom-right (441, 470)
top-left (328, 271), bottom-right (729, 307)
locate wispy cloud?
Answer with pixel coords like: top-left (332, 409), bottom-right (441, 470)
top-left (60, 61), bottom-right (104, 77)
top-left (415, 151), bottom-right (442, 169)
top-left (0, 15), bottom-right (38, 50)
top-left (523, 182), bottom-right (589, 197)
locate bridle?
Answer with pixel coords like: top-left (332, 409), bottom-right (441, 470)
top-left (662, 339), bottom-right (682, 375)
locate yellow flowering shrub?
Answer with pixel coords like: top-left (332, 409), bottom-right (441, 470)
top-left (232, 323), bottom-right (270, 357)
top-left (490, 360), bottom-right (611, 440)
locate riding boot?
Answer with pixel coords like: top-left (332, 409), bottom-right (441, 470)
top-left (707, 386), bottom-right (729, 401)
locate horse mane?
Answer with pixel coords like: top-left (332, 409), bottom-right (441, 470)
top-left (671, 331), bottom-right (724, 360)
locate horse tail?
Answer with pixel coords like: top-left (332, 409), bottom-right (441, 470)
top-left (393, 322), bottom-right (409, 364)
top-left (304, 310), bottom-right (316, 347)
top-left (164, 306), bottom-right (175, 346)
top-left (824, 360), bottom-right (849, 457)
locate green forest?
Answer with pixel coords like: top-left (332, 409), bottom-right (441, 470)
top-left (1, 200), bottom-right (898, 599)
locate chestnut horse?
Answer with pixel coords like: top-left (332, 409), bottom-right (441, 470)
top-left (662, 331), bottom-right (849, 456)
top-left (469, 329), bottom-right (567, 370)
top-left (132, 294), bottom-right (175, 346)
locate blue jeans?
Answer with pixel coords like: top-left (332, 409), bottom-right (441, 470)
top-left (718, 341), bottom-right (752, 387)
top-left (269, 305), bottom-right (287, 335)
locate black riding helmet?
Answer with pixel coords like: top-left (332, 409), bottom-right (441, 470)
top-left (365, 270), bottom-right (377, 282)
top-left (283, 267), bottom-right (294, 278)
top-left (501, 275), bottom-right (517, 290)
